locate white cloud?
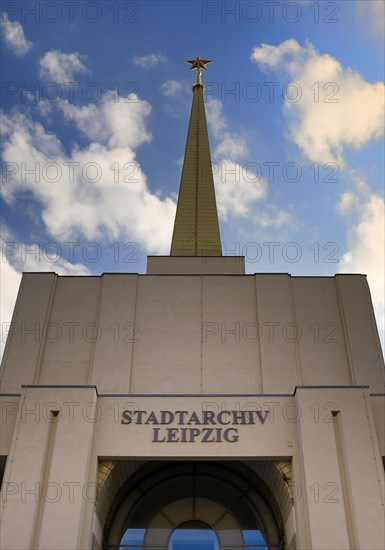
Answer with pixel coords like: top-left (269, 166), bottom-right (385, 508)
top-left (206, 98), bottom-right (227, 136)
top-left (0, 91), bottom-right (176, 253)
top-left (206, 99), bottom-right (264, 219)
top-left (337, 181), bottom-right (384, 341)
top-left (0, 251), bottom-right (22, 358)
top-left (0, 226), bottom-right (22, 352)
top-left (206, 98), bottom-right (248, 160)
top-left (55, 91), bottom-right (152, 149)
top-left (214, 158), bottom-right (268, 220)
top-left (251, 39), bottom-right (300, 70)
top-left (255, 207), bottom-right (294, 229)
top-left (39, 50), bottom-right (89, 83)
top-left (336, 192), bottom-right (358, 214)
top-left (214, 133), bottom-right (248, 159)
top-left (253, 41), bottom-right (385, 340)
top-left (251, 39), bottom-right (384, 166)
top-left (161, 80), bottom-right (185, 97)
top-left (133, 53), bottom-right (167, 69)
top-left (356, 0), bottom-right (385, 38)
top-left (1, 12), bottom-right (32, 56)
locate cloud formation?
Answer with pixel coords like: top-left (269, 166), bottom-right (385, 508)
top-left (161, 80), bottom-right (185, 97)
top-left (205, 98), bottom-right (293, 228)
top-left (1, 12), bottom-right (32, 56)
top-left (356, 0), bottom-right (385, 38)
top-left (337, 178), bottom-right (384, 339)
top-left (251, 40), bottom-right (384, 337)
top-left (39, 50), bottom-right (89, 83)
top-left (251, 39), bottom-right (384, 166)
top-left (56, 91), bottom-right (152, 149)
top-left (1, 89), bottom-right (176, 253)
top-left (133, 53), bottom-right (167, 69)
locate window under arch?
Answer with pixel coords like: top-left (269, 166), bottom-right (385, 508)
top-left (169, 521), bottom-right (219, 550)
top-left (105, 462), bottom-right (283, 550)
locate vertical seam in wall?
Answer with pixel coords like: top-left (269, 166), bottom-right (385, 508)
top-left (362, 389), bottom-right (385, 507)
top-left (294, 420), bottom-right (313, 549)
top-left (200, 275), bottom-right (203, 393)
top-left (332, 411), bottom-right (359, 549)
top-left (87, 276), bottom-right (104, 384)
top-left (32, 410), bottom-right (60, 549)
top-left (0, 392), bottom-right (25, 522)
top-left (33, 274), bottom-right (58, 385)
top-left (128, 275), bottom-right (139, 393)
top-left (77, 392), bottom-right (98, 549)
top-left (254, 276), bottom-right (263, 393)
top-left (334, 276), bottom-right (356, 385)
top-left (288, 277), bottom-right (303, 386)
top-left (363, 278), bottom-right (385, 380)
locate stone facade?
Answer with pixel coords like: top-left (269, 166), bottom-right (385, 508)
top-left (0, 257), bottom-right (384, 549)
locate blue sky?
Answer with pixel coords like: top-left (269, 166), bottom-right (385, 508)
top-left (1, 0), bottom-right (384, 353)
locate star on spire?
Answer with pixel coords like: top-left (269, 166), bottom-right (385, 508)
top-left (186, 56), bottom-right (212, 86)
top-left (186, 56), bottom-right (212, 71)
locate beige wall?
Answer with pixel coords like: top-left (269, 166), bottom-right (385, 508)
top-left (0, 261), bottom-right (384, 549)
top-left (0, 388), bottom-right (384, 549)
top-left (1, 268), bottom-right (384, 395)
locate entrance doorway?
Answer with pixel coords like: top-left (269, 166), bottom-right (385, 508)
top-left (103, 462), bottom-right (285, 549)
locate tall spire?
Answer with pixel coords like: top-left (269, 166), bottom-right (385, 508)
top-left (170, 57), bottom-right (222, 256)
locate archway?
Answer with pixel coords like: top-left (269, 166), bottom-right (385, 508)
top-left (102, 461), bottom-right (285, 549)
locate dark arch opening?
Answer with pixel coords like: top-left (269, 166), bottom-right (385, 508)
top-left (103, 461), bottom-right (285, 550)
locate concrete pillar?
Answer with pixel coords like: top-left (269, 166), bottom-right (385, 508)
top-left (296, 387), bottom-right (384, 549)
top-left (0, 387), bottom-right (97, 550)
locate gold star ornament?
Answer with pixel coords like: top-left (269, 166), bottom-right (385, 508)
top-left (187, 57), bottom-right (212, 86)
top-left (186, 56), bottom-right (212, 71)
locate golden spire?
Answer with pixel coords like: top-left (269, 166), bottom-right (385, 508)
top-left (170, 58), bottom-right (222, 256)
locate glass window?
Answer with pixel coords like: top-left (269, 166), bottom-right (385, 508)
top-left (243, 529), bottom-right (267, 547)
top-left (168, 521), bottom-right (219, 550)
top-left (120, 527), bottom-right (145, 548)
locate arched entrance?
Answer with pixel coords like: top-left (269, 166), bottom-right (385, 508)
top-left (103, 462), bottom-right (286, 549)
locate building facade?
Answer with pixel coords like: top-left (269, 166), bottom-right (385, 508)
top-left (1, 59), bottom-right (384, 550)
